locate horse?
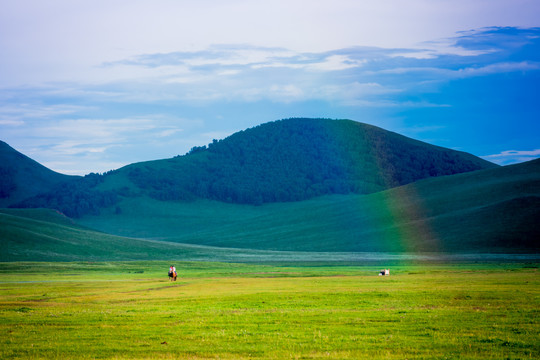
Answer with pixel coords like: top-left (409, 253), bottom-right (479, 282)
top-left (168, 271), bottom-right (177, 281)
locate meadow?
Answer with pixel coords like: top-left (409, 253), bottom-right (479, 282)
top-left (0, 261), bottom-right (538, 359)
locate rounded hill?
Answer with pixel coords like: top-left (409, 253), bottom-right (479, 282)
top-left (121, 118), bottom-right (497, 205)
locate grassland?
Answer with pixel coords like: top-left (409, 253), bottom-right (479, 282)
top-left (81, 159), bottom-right (540, 253)
top-left (1, 261), bottom-right (538, 359)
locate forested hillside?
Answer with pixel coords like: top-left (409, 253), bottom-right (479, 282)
top-left (121, 118), bottom-right (497, 205)
top-left (12, 173), bottom-right (119, 218)
top-left (6, 118), bottom-right (498, 217)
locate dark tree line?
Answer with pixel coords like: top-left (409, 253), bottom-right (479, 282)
top-left (11, 173), bottom-right (118, 218)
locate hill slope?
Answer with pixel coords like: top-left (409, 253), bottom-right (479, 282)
top-left (79, 158), bottom-right (540, 253)
top-left (2, 160), bottom-right (538, 260)
top-left (116, 118), bottom-right (497, 205)
top-left (0, 208), bottom-right (264, 262)
top-left (1, 208), bottom-right (446, 263)
top-left (8, 119), bottom-right (497, 217)
top-left (0, 141), bottom-right (75, 207)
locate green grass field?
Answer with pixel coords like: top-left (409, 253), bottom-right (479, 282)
top-left (1, 261), bottom-right (538, 359)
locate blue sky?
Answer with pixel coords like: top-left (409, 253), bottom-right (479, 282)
top-left (1, 1), bottom-right (539, 175)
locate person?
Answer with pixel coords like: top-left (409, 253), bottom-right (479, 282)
top-left (168, 265), bottom-right (178, 280)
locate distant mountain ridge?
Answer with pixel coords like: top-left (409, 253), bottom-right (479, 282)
top-left (3, 118), bottom-right (497, 217)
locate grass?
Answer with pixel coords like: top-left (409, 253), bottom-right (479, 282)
top-left (7, 207), bottom-right (538, 264)
top-left (80, 159), bottom-right (540, 253)
top-left (0, 261), bottom-right (538, 359)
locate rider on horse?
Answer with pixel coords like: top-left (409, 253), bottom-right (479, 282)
top-left (168, 265), bottom-right (177, 281)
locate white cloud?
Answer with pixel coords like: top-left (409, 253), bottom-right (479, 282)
top-left (259, 85), bottom-right (303, 103)
top-left (36, 118), bottom-right (156, 141)
top-left (252, 54), bottom-right (366, 71)
top-left (372, 61), bottom-right (540, 80)
top-left (47, 141), bottom-right (110, 156)
top-left (157, 128), bottom-right (183, 137)
top-left (482, 149), bottom-right (540, 165)
top-left (397, 34), bottom-right (499, 59)
top-left (42, 160), bottom-right (128, 176)
top-left (114, 46), bottom-right (294, 70)
top-left (0, 103), bottom-right (88, 119)
top-left (0, 119), bottom-right (25, 126)
top-left (175, 80), bottom-right (400, 105)
top-left (455, 61), bottom-right (540, 77)
top-left (318, 82), bottom-right (399, 98)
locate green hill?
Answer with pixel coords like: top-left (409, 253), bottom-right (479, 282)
top-left (0, 208), bottom-right (271, 262)
top-left (9, 119), bottom-right (497, 217)
top-left (2, 159), bottom-right (538, 261)
top-left (0, 141), bottom-right (76, 207)
top-left (115, 118), bottom-right (497, 204)
top-left (78, 158), bottom-right (540, 254)
top-left (1, 208), bottom-right (438, 263)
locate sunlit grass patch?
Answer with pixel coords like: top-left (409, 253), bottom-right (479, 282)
top-left (0, 262), bottom-right (538, 359)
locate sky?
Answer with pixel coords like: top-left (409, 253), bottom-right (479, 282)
top-left (1, 0), bottom-right (539, 175)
